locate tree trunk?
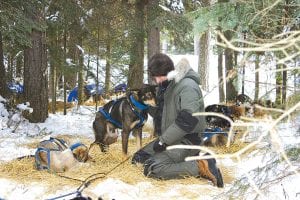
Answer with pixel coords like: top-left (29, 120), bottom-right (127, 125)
top-left (0, 30), bottom-right (8, 98)
top-left (49, 30), bottom-right (60, 114)
top-left (241, 32), bottom-right (247, 95)
top-left (77, 37), bottom-right (84, 106)
top-left (105, 41), bottom-right (111, 93)
top-left (224, 31), bottom-right (237, 102)
top-left (49, 47), bottom-right (56, 114)
top-left (128, 0), bottom-right (147, 89)
top-left (282, 0), bottom-right (289, 107)
top-left (95, 27), bottom-right (100, 110)
top-left (16, 53), bottom-right (23, 78)
top-left (86, 50), bottom-right (90, 81)
top-left (198, 0), bottom-right (210, 91)
top-left (7, 54), bottom-right (12, 82)
top-left (63, 29), bottom-right (67, 115)
top-left (24, 10), bottom-right (48, 122)
top-left (68, 23), bottom-right (79, 91)
top-left (254, 54), bottom-right (260, 101)
top-left (282, 64), bottom-right (287, 106)
top-left (217, 35), bottom-right (224, 103)
top-left (146, 0), bottom-right (160, 84)
top-left (199, 31), bottom-right (209, 90)
top-left (275, 64), bottom-right (282, 106)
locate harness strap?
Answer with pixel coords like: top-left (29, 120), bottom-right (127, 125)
top-left (49, 137), bottom-right (68, 150)
top-left (130, 107), bottom-right (147, 129)
top-left (128, 94), bottom-right (148, 129)
top-left (35, 147), bottom-right (52, 170)
top-left (129, 94), bottom-right (149, 110)
top-left (70, 143), bottom-right (86, 151)
top-left (99, 107), bottom-right (122, 128)
top-left (202, 127), bottom-right (228, 141)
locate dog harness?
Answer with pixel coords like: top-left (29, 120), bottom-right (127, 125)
top-left (99, 94), bottom-right (149, 130)
top-left (99, 99), bottom-right (123, 128)
top-left (35, 137), bottom-right (68, 170)
top-left (202, 127), bottom-right (228, 142)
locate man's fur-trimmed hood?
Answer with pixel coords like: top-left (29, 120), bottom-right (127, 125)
top-left (167, 58), bottom-right (200, 84)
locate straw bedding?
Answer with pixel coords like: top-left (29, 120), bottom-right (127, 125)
top-left (0, 134), bottom-right (246, 195)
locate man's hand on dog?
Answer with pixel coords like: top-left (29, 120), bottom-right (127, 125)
top-left (153, 139), bottom-right (167, 152)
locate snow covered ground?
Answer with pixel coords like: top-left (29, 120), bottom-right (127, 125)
top-left (0, 96), bottom-right (299, 200)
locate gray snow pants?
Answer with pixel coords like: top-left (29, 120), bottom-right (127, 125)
top-left (132, 139), bottom-right (200, 179)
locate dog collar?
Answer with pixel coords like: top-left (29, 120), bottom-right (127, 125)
top-left (129, 94), bottom-right (149, 110)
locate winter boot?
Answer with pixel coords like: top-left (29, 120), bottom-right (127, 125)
top-left (197, 155), bottom-right (224, 188)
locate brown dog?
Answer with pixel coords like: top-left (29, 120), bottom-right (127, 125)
top-left (35, 137), bottom-right (88, 172)
top-left (37, 149), bottom-right (78, 172)
top-left (90, 84), bottom-right (156, 155)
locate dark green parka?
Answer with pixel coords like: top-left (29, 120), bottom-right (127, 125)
top-left (159, 58), bottom-right (206, 146)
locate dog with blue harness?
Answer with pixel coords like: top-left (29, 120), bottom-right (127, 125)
top-left (202, 127), bottom-right (230, 146)
top-left (204, 103), bottom-right (246, 146)
top-left (35, 137), bottom-right (89, 172)
top-left (90, 84), bottom-right (156, 155)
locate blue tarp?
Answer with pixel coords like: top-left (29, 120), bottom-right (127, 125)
top-left (114, 83), bottom-right (127, 93)
top-left (67, 87), bottom-right (79, 102)
top-left (67, 84), bottom-right (103, 102)
top-left (7, 82), bottom-right (24, 94)
top-left (84, 84), bottom-right (104, 96)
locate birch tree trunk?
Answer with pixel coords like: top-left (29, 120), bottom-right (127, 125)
top-left (198, 0), bottom-right (210, 91)
top-left (199, 31), bottom-right (209, 90)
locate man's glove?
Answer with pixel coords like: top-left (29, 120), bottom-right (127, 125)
top-left (153, 139), bottom-right (167, 153)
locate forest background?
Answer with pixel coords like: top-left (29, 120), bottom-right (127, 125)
top-left (0, 0), bottom-right (299, 123)
top-left (0, 1), bottom-right (300, 199)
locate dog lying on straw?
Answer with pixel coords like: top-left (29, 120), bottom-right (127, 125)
top-left (35, 137), bottom-right (89, 172)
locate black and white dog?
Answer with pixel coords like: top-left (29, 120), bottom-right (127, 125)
top-left (90, 84), bottom-right (156, 155)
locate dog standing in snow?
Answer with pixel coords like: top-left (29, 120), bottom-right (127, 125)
top-left (90, 84), bottom-right (156, 155)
